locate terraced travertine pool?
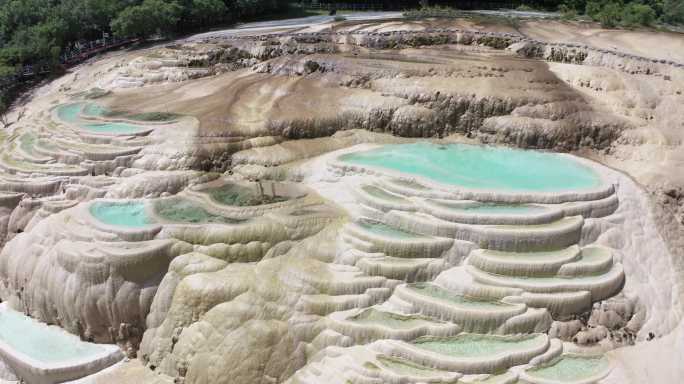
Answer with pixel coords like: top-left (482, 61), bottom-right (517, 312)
top-left (412, 333), bottom-right (546, 358)
top-left (80, 122), bottom-right (146, 134)
top-left (90, 201), bottom-right (155, 227)
top-left (361, 185), bottom-right (409, 202)
top-left (357, 219), bottom-right (421, 239)
top-left (339, 142), bottom-right (602, 192)
top-left (55, 103), bottom-right (148, 135)
top-left (154, 197), bottom-right (245, 224)
top-left (408, 283), bottom-right (515, 309)
top-left (0, 306), bottom-right (109, 363)
top-left (204, 182), bottom-right (291, 206)
top-left (428, 200), bottom-right (548, 214)
top-left (348, 308), bottom-right (440, 329)
top-left (377, 356), bottom-right (442, 377)
top-left (525, 354), bottom-right (610, 382)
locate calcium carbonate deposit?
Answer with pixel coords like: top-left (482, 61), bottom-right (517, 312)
top-left (0, 11), bottom-right (681, 384)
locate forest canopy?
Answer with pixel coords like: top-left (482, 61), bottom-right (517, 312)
top-left (0, 0), bottom-right (288, 71)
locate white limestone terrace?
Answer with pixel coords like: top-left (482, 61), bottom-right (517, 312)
top-left (0, 304), bottom-right (123, 384)
top-left (291, 141), bottom-right (680, 383)
top-left (0, 100), bottom-right (341, 382)
top-left (0, 15), bottom-right (682, 383)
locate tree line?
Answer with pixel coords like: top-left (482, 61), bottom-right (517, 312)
top-left (0, 0), bottom-right (288, 116)
top-left (413, 0), bottom-right (684, 25)
top-left (0, 0), bottom-right (288, 69)
top-left (560, 0), bottom-right (684, 27)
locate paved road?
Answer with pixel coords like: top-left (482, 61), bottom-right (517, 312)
top-left (465, 9), bottom-right (559, 18)
top-left (187, 12), bottom-right (403, 41)
top-left (185, 9), bottom-right (561, 41)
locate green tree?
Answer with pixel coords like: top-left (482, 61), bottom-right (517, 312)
top-left (662, 0), bottom-right (684, 23)
top-left (561, 0), bottom-right (589, 13)
top-left (111, 0), bottom-right (183, 38)
top-left (0, 0), bottom-right (52, 40)
top-left (190, 0), bottom-right (228, 26)
top-left (598, 2), bottom-right (623, 27)
top-left (622, 2), bottom-right (657, 26)
top-left (0, 98), bottom-right (9, 127)
top-left (585, 0), bottom-right (606, 19)
top-left (57, 0), bottom-right (126, 41)
top-left (7, 18), bottom-right (66, 64)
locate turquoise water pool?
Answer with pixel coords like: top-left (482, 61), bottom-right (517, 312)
top-left (0, 306), bottom-right (108, 363)
top-left (339, 143), bottom-right (602, 192)
top-left (412, 333), bottom-right (546, 358)
top-left (81, 103), bottom-right (109, 117)
top-left (81, 122), bottom-right (146, 134)
top-left (526, 354), bottom-right (609, 382)
top-left (56, 103), bottom-right (83, 123)
top-left (90, 201), bottom-right (155, 227)
top-left (55, 103), bottom-right (147, 135)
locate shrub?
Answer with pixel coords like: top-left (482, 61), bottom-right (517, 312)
top-left (585, 0), bottom-right (605, 20)
top-left (662, 0), bottom-right (684, 24)
top-left (598, 2), bottom-right (622, 27)
top-left (516, 4), bottom-right (536, 11)
top-left (558, 4), bottom-right (579, 19)
top-left (111, 0), bottom-right (183, 38)
top-left (403, 6), bottom-right (460, 20)
top-left (622, 2), bottom-right (656, 26)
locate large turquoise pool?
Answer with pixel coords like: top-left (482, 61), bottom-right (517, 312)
top-left (339, 143), bottom-right (602, 192)
top-left (90, 201), bottom-right (155, 227)
top-left (0, 306), bottom-right (109, 363)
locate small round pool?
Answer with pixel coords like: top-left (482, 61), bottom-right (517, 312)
top-left (339, 143), bottom-right (603, 193)
top-left (89, 201), bottom-right (155, 228)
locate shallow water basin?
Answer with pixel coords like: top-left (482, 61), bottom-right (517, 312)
top-left (154, 197), bottom-right (244, 224)
top-left (430, 200), bottom-right (548, 215)
top-left (411, 333), bottom-right (546, 358)
top-left (340, 143), bottom-right (602, 192)
top-left (0, 307), bottom-right (109, 364)
top-left (357, 219), bottom-right (421, 239)
top-left (55, 103), bottom-right (148, 135)
top-left (524, 354), bottom-right (610, 383)
top-left (407, 283), bottom-right (515, 310)
top-left (90, 201), bottom-right (155, 228)
top-left (347, 308), bottom-right (440, 330)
